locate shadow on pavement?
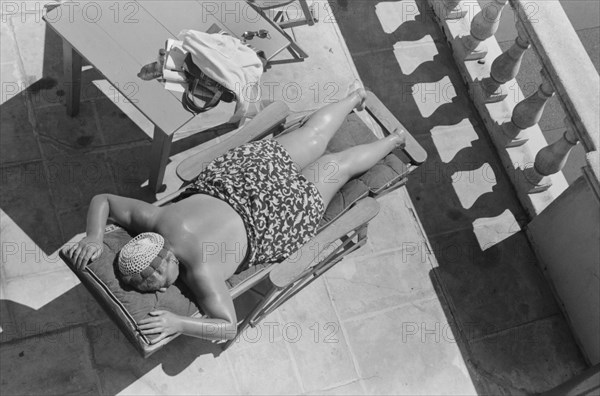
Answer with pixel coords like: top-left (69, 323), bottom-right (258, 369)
top-left (0, 286), bottom-right (222, 395)
top-left (328, 0), bottom-right (587, 393)
top-left (0, 23), bottom-right (239, 395)
top-left (0, 24), bottom-right (232, 256)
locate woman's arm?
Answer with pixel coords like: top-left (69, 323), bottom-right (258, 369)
top-left (138, 265), bottom-right (238, 343)
top-left (63, 194), bottom-right (160, 271)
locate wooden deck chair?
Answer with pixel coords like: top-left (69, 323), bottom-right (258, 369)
top-left (245, 0), bottom-right (315, 65)
top-left (60, 92), bottom-right (427, 357)
top-left (249, 0), bottom-right (317, 30)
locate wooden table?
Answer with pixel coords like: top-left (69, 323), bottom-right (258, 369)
top-left (44, 0), bottom-right (298, 192)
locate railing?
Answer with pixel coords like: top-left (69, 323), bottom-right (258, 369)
top-left (428, 0), bottom-right (599, 215)
top-left (427, 0), bottom-right (600, 368)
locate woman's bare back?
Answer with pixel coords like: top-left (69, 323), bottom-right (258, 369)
top-left (156, 194), bottom-right (248, 279)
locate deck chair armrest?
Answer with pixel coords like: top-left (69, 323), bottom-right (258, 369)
top-left (269, 197), bottom-right (380, 288)
top-left (176, 101), bottom-right (290, 182)
top-left (248, 0), bottom-right (296, 10)
top-left (365, 91), bottom-right (427, 165)
top-left (153, 186), bottom-right (188, 207)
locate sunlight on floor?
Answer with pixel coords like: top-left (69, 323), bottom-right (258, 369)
top-left (0, 210), bottom-right (81, 311)
top-left (393, 37), bottom-right (440, 75)
top-left (472, 209), bottom-right (522, 251)
top-left (375, 0), bottom-right (421, 34)
top-left (429, 119), bottom-right (475, 164)
top-left (452, 162), bottom-right (496, 209)
top-left (413, 75), bottom-right (456, 118)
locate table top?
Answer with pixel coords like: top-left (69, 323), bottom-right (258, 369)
top-left (44, 0), bottom-right (291, 134)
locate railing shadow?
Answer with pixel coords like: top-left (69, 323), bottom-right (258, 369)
top-left (328, 0), bottom-right (582, 393)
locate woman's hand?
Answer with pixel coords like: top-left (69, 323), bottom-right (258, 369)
top-left (138, 310), bottom-right (183, 344)
top-left (62, 236), bottom-right (103, 271)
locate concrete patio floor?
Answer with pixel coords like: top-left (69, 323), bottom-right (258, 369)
top-left (0, 1), bottom-right (593, 395)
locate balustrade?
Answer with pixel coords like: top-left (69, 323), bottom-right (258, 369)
top-left (459, 0), bottom-right (507, 60)
top-left (525, 117), bottom-right (579, 193)
top-left (431, 0), bottom-right (598, 196)
top-left (501, 69), bottom-right (555, 147)
top-left (428, 0), bottom-right (600, 367)
top-left (439, 0), bottom-right (467, 19)
top-left (481, 20), bottom-right (530, 102)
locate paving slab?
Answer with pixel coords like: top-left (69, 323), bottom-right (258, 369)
top-left (0, 161), bottom-right (63, 252)
top-left (357, 187), bottom-right (429, 257)
top-left (45, 151), bottom-right (117, 213)
top-left (1, 271), bottom-right (104, 342)
top-left (407, 123), bottom-right (529, 237)
top-left (228, 314), bottom-right (286, 354)
top-left (88, 320), bottom-right (236, 395)
top-left (57, 206), bottom-right (90, 244)
top-left (94, 97), bottom-right (154, 147)
top-left (0, 277), bottom-right (15, 341)
top-left (429, 227), bottom-right (559, 340)
top-left (577, 27), bottom-right (600, 73)
top-left (0, 326), bottom-right (99, 395)
top-left (325, 246), bottom-right (436, 321)
top-left (468, 315), bottom-right (588, 394)
top-left (278, 277), bottom-right (358, 393)
top-left (304, 379), bottom-right (364, 396)
top-left (0, 18), bottom-right (19, 63)
top-left (0, 93), bottom-right (40, 165)
top-left (0, 209), bottom-right (66, 279)
top-left (35, 101), bottom-right (102, 158)
top-left (352, 49), bottom-right (472, 137)
top-left (103, 144), bottom-right (155, 201)
top-left (11, 13), bottom-right (105, 109)
top-left (1, 61), bottom-right (25, 105)
top-left (343, 297), bottom-right (477, 395)
top-left (225, 335), bottom-right (304, 395)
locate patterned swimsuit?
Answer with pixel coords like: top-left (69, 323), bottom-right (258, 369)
top-left (182, 139), bottom-right (326, 271)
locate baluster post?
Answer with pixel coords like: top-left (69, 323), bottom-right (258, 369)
top-left (440, 0), bottom-right (467, 20)
top-left (501, 68), bottom-right (555, 147)
top-left (480, 20), bottom-right (530, 103)
top-left (525, 117), bottom-right (580, 193)
top-left (459, 0), bottom-right (508, 61)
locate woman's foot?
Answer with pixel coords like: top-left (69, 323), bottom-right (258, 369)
top-left (348, 81), bottom-right (368, 111)
top-left (390, 127), bottom-right (407, 148)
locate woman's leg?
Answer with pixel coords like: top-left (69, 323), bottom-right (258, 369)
top-left (303, 131), bottom-right (406, 207)
top-left (275, 89), bottom-right (367, 170)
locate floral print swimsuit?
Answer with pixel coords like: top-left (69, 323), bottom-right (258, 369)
top-left (182, 139), bottom-right (326, 272)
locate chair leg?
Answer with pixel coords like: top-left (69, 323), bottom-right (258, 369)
top-left (62, 40), bottom-right (82, 117)
top-left (148, 126), bottom-right (173, 193)
top-left (299, 0), bottom-right (316, 25)
top-left (286, 39), bottom-right (308, 59)
top-left (266, 45), bottom-right (307, 66)
top-left (277, 0), bottom-right (316, 29)
top-left (222, 287), bottom-right (279, 350)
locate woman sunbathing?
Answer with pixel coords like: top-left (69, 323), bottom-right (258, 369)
top-left (63, 88), bottom-right (405, 344)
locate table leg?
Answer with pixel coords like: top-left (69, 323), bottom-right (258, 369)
top-left (62, 40), bottom-right (82, 117)
top-left (148, 126), bottom-right (173, 193)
